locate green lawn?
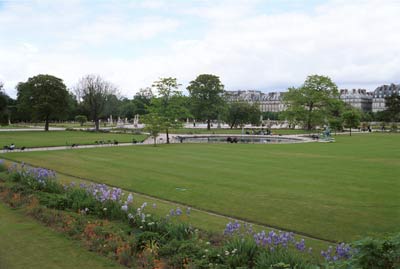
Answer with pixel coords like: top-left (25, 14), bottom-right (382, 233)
top-left (0, 131), bottom-right (147, 148)
top-left (0, 203), bottom-right (123, 269)
top-left (2, 133), bottom-right (399, 242)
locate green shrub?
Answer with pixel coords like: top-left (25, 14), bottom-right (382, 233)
top-left (345, 234), bottom-right (400, 269)
top-left (134, 231), bottom-right (162, 252)
top-left (159, 239), bottom-right (204, 268)
top-left (66, 188), bottom-right (94, 209)
top-left (255, 248), bottom-right (310, 269)
top-left (224, 237), bottom-right (260, 269)
top-left (37, 192), bottom-right (71, 210)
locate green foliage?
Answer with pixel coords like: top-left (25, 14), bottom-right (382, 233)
top-left (16, 74), bottom-right (70, 131)
top-left (342, 234), bottom-right (400, 269)
top-left (342, 109), bottom-right (361, 136)
top-left (282, 75), bottom-right (339, 130)
top-left (225, 102), bottom-right (261, 128)
top-left (37, 192), bottom-right (71, 210)
top-left (159, 239), bottom-right (204, 268)
top-left (255, 249), bottom-right (310, 269)
top-left (0, 82), bottom-right (11, 125)
top-left (150, 77), bottom-right (190, 143)
top-left (75, 115), bottom-right (87, 126)
top-left (224, 237), bottom-right (260, 268)
top-left (119, 88), bottom-right (153, 119)
top-left (384, 93), bottom-right (400, 122)
top-left (142, 113), bottom-right (166, 146)
top-left (187, 74), bottom-right (226, 130)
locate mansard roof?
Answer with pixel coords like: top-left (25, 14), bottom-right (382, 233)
top-left (373, 83), bottom-right (400, 97)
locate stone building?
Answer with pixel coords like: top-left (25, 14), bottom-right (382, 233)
top-left (372, 84), bottom-right (400, 112)
top-left (339, 89), bottom-right (373, 113)
top-left (225, 90), bottom-right (285, 112)
top-left (226, 83), bottom-right (399, 114)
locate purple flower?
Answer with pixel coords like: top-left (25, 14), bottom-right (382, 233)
top-left (321, 243), bottom-right (353, 262)
top-left (126, 193), bottom-right (133, 204)
top-left (224, 220), bottom-right (241, 236)
top-left (169, 209), bottom-right (175, 216)
top-left (176, 207), bottom-right (182, 216)
top-left (295, 239), bottom-right (306, 251)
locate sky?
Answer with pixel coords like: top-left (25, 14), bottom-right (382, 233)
top-left (0, 0), bottom-right (400, 98)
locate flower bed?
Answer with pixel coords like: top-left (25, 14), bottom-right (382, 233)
top-left (1, 160), bottom-right (398, 269)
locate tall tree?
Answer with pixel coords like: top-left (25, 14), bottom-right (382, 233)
top-left (384, 93), bottom-right (400, 122)
top-left (343, 109), bottom-right (361, 136)
top-left (75, 75), bottom-right (117, 131)
top-left (151, 77), bottom-right (189, 144)
top-left (142, 113), bottom-right (166, 146)
top-left (282, 75), bottom-right (339, 130)
top-left (0, 82), bottom-right (9, 125)
top-left (327, 98), bottom-right (346, 133)
top-left (16, 74), bottom-right (69, 131)
top-left (224, 101), bottom-right (261, 129)
top-left (187, 74), bottom-right (226, 130)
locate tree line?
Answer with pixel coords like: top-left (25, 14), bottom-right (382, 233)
top-left (0, 74), bottom-right (399, 134)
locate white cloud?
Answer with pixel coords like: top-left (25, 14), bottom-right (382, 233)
top-left (0, 0), bottom-right (400, 98)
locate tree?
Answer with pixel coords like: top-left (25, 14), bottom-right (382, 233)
top-left (343, 109), bottom-right (361, 136)
top-left (327, 98), bottom-right (346, 134)
top-left (16, 74), bottom-right (69, 131)
top-left (151, 77), bottom-right (189, 144)
top-left (383, 93), bottom-right (400, 122)
top-left (75, 115), bottom-right (87, 126)
top-left (142, 113), bottom-right (166, 146)
top-left (0, 82), bottom-right (10, 125)
top-left (224, 102), bottom-right (261, 129)
top-left (102, 93), bottom-right (122, 119)
top-left (75, 75), bottom-right (117, 131)
top-left (187, 74), bottom-right (226, 130)
top-left (282, 75), bottom-right (339, 130)
top-left (119, 88), bottom-right (153, 120)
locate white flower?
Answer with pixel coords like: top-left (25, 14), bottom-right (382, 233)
top-left (121, 205), bottom-right (128, 212)
top-left (103, 208), bottom-right (107, 211)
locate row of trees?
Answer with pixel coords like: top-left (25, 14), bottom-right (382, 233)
top-left (282, 75), bottom-right (400, 133)
top-left (0, 74), bottom-right (240, 133)
top-left (0, 74), bottom-right (399, 134)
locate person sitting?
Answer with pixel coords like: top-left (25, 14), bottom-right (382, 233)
top-left (9, 143), bottom-right (15, 150)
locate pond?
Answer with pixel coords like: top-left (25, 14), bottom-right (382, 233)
top-left (175, 135), bottom-right (306, 144)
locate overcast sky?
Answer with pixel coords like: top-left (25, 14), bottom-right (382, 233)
top-left (0, 0), bottom-right (399, 98)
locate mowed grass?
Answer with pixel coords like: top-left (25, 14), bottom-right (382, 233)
top-left (2, 133), bottom-right (399, 242)
top-left (0, 131), bottom-right (147, 148)
top-left (0, 203), bottom-right (123, 269)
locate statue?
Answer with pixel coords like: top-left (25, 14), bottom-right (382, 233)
top-left (323, 126), bottom-right (331, 137)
